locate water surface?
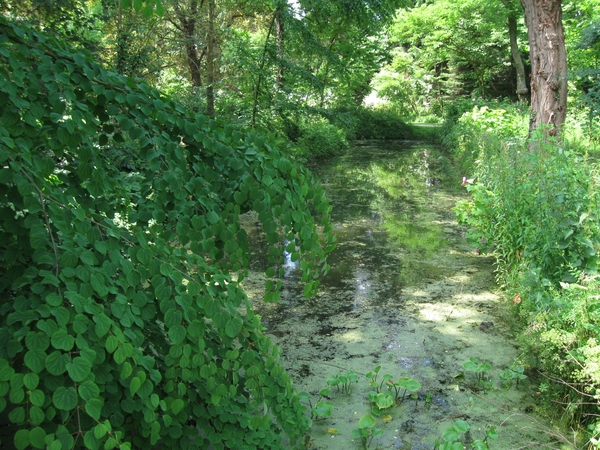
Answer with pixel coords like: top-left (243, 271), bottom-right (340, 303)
top-left (243, 141), bottom-right (558, 449)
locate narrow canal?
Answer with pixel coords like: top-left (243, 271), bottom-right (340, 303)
top-left (243, 141), bottom-right (559, 449)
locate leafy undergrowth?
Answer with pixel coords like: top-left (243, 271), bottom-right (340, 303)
top-left (0, 18), bottom-right (336, 450)
top-left (449, 103), bottom-right (600, 446)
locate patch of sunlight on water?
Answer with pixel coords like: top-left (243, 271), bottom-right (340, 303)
top-left (337, 330), bottom-right (363, 342)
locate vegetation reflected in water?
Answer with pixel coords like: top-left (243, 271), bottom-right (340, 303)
top-left (242, 141), bottom-right (550, 450)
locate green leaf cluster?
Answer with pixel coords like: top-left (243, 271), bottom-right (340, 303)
top-left (0, 16), bottom-right (334, 449)
top-left (351, 413), bottom-right (383, 450)
top-left (434, 420), bottom-right (498, 450)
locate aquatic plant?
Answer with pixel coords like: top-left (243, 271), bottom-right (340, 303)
top-left (368, 390), bottom-right (394, 415)
top-left (365, 365), bottom-right (395, 393)
top-left (366, 365), bottom-right (382, 389)
top-left (327, 370), bottom-right (360, 394)
top-left (498, 365), bottom-right (527, 389)
top-left (367, 375), bottom-right (421, 415)
top-left (298, 389), bottom-right (334, 420)
top-left (434, 420), bottom-right (499, 450)
top-left (387, 377), bottom-right (422, 404)
top-left (463, 357), bottom-right (493, 387)
top-left (312, 401), bottom-right (334, 420)
top-left (410, 392), bottom-right (419, 405)
top-left (352, 413), bottom-right (384, 449)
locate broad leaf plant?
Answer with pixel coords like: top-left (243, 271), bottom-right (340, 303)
top-left (0, 16), bottom-right (335, 450)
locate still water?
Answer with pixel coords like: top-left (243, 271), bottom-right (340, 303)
top-left (244, 141), bottom-right (558, 449)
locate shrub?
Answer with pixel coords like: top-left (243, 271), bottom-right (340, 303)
top-left (450, 106), bottom-right (600, 443)
top-left (351, 106), bottom-right (413, 140)
top-left (517, 274), bottom-right (600, 437)
top-left (442, 102), bottom-right (528, 176)
top-left (455, 134), bottom-right (600, 285)
top-left (293, 119), bottom-right (349, 158)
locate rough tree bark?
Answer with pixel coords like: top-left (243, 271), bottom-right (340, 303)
top-left (520, 0), bottom-right (568, 137)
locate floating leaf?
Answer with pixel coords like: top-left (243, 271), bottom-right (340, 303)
top-left (358, 413), bottom-right (376, 429)
top-left (312, 401), bottom-right (333, 418)
top-left (453, 420), bottom-right (470, 433)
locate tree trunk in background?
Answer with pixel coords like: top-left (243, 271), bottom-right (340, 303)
top-left (176, 0), bottom-right (203, 87)
top-left (275, 5), bottom-right (285, 88)
top-left (184, 30), bottom-right (203, 87)
top-left (520, 0), bottom-right (567, 137)
top-left (206, 0), bottom-right (216, 118)
top-left (508, 11), bottom-right (528, 103)
top-left (252, 11), bottom-right (277, 128)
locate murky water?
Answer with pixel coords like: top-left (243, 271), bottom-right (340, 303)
top-left (243, 142), bottom-right (563, 449)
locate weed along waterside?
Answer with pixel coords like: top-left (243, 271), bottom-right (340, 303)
top-left (242, 142), bottom-right (557, 449)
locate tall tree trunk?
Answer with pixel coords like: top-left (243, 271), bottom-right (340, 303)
top-left (251, 11), bottom-right (277, 128)
top-left (520, 0), bottom-right (567, 137)
top-left (206, 0), bottom-right (216, 118)
top-left (184, 32), bottom-right (203, 87)
top-left (275, 5), bottom-right (285, 88)
top-left (508, 11), bottom-right (528, 103)
top-left (176, 0), bottom-right (203, 87)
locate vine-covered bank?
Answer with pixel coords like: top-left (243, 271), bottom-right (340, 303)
top-left (0, 18), bottom-right (334, 449)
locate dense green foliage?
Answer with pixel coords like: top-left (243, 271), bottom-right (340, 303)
top-left (294, 119), bottom-right (349, 159)
top-left (377, 0), bottom-right (516, 117)
top-left (442, 100), bottom-right (528, 175)
top-left (2, 0), bottom-right (600, 447)
top-left (348, 107), bottom-right (414, 140)
top-left (449, 103), bottom-right (600, 445)
top-left (0, 17), bottom-right (335, 449)
top-left (455, 133), bottom-right (599, 283)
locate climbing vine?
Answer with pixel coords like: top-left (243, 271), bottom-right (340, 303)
top-left (0, 17), bottom-right (334, 450)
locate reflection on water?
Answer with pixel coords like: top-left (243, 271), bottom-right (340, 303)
top-left (282, 240), bottom-right (299, 275)
top-left (352, 267), bottom-right (374, 310)
top-left (312, 141), bottom-right (458, 294)
top-left (245, 141), bottom-right (462, 315)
